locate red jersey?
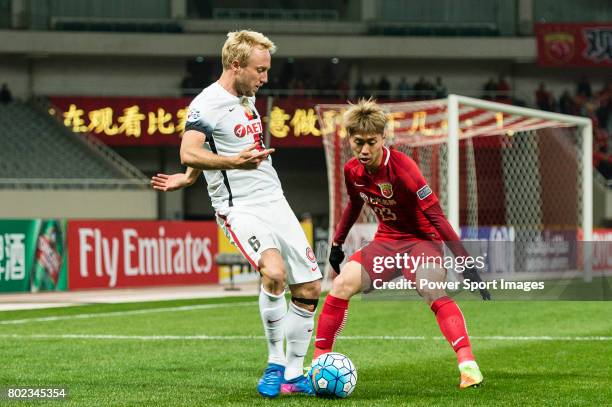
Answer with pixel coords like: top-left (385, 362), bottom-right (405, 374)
top-left (334, 147), bottom-right (440, 243)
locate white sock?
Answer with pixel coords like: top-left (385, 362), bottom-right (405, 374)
top-left (259, 286), bottom-right (287, 366)
top-left (284, 301), bottom-right (315, 380)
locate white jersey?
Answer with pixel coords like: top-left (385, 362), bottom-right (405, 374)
top-left (185, 82), bottom-right (284, 210)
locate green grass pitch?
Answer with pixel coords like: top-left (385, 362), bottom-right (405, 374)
top-left (0, 296), bottom-right (611, 406)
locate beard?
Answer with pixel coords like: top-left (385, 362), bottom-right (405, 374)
top-left (235, 76), bottom-right (255, 97)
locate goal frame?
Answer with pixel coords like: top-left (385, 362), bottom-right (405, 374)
top-left (446, 95), bottom-right (593, 242)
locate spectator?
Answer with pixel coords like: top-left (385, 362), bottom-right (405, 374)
top-left (483, 77), bottom-right (497, 100)
top-left (290, 78), bottom-right (306, 97)
top-left (535, 82), bottom-right (554, 111)
top-left (397, 76), bottom-right (411, 100)
top-left (559, 90), bottom-right (575, 115)
top-left (337, 78), bottom-right (349, 100)
top-left (367, 78), bottom-right (377, 98)
top-left (180, 74), bottom-right (198, 97)
top-left (0, 83), bottom-right (12, 104)
top-left (596, 82), bottom-right (612, 135)
top-left (414, 77), bottom-right (428, 99)
top-left (594, 126), bottom-right (612, 179)
top-left (434, 76), bottom-right (447, 99)
top-left (355, 77), bottom-right (367, 99)
top-left (377, 75), bottom-right (391, 99)
top-left (496, 75), bottom-right (511, 103)
top-left (577, 75), bottom-right (592, 98)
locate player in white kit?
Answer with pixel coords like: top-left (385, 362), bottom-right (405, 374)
top-left (151, 30), bottom-right (321, 398)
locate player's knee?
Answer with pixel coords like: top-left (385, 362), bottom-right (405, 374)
top-left (291, 296), bottom-right (319, 312)
top-left (303, 279), bottom-right (321, 297)
top-left (415, 267), bottom-right (447, 304)
top-left (264, 266), bottom-right (286, 285)
top-left (331, 274), bottom-right (357, 300)
top-left (260, 263), bottom-right (286, 287)
top-left (416, 286), bottom-right (445, 304)
top-left (289, 280), bottom-right (321, 312)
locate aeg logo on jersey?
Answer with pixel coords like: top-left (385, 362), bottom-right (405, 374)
top-left (233, 121), bottom-right (263, 138)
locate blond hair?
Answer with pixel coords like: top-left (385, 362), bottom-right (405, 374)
top-left (343, 98), bottom-right (388, 136)
top-left (222, 30), bottom-right (276, 69)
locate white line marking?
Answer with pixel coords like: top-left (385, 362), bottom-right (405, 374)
top-left (0, 302), bottom-right (257, 325)
top-left (0, 334), bottom-right (266, 340)
top-left (0, 334), bottom-right (610, 341)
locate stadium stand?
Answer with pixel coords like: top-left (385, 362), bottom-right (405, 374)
top-left (0, 101), bottom-right (147, 184)
top-left (0, 100), bottom-right (155, 218)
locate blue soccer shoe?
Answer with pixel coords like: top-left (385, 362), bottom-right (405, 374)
top-left (281, 374), bottom-right (315, 396)
top-left (257, 363), bottom-right (285, 398)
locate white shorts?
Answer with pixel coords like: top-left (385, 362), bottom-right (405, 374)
top-left (216, 198), bottom-right (322, 285)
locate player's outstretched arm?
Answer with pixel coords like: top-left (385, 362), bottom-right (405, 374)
top-left (151, 167), bottom-right (202, 192)
top-left (329, 165), bottom-right (366, 273)
top-left (180, 130), bottom-right (275, 170)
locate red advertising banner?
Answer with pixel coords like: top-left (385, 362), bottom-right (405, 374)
top-left (592, 229), bottom-right (612, 271)
top-left (50, 96), bottom-right (190, 146)
top-left (535, 23), bottom-right (612, 67)
top-left (50, 96), bottom-right (342, 147)
top-left (67, 220), bottom-right (218, 289)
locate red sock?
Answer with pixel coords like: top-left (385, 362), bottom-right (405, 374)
top-left (313, 294), bottom-right (349, 359)
top-left (430, 296), bottom-right (475, 364)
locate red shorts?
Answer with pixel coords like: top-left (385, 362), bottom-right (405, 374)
top-left (350, 239), bottom-right (444, 285)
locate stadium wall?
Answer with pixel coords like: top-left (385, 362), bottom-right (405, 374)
top-left (2, 55), bottom-right (608, 107)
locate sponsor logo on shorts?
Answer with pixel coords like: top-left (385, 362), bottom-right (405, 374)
top-left (306, 247), bottom-right (316, 263)
top-left (417, 185), bottom-right (433, 200)
top-left (378, 182), bottom-right (393, 198)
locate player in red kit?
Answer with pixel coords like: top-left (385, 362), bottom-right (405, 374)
top-left (314, 99), bottom-right (489, 389)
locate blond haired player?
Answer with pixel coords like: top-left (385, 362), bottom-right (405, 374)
top-left (151, 30), bottom-right (321, 398)
top-left (314, 99), bottom-right (487, 389)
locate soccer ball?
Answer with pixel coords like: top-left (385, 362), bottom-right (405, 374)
top-left (308, 352), bottom-right (357, 398)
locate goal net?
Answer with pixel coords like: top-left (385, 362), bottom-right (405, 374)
top-left (317, 95), bottom-right (593, 279)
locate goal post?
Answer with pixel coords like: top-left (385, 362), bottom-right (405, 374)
top-left (446, 94), bottom-right (593, 241)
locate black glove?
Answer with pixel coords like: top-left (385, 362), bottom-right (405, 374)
top-left (329, 245), bottom-right (345, 274)
top-left (463, 266), bottom-right (491, 301)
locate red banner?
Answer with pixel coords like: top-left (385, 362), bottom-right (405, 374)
top-left (535, 23), bottom-right (612, 67)
top-left (592, 229), bottom-right (612, 271)
top-left (50, 96), bottom-right (343, 147)
top-left (67, 220), bottom-right (218, 289)
top-left (50, 96), bottom-right (189, 146)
